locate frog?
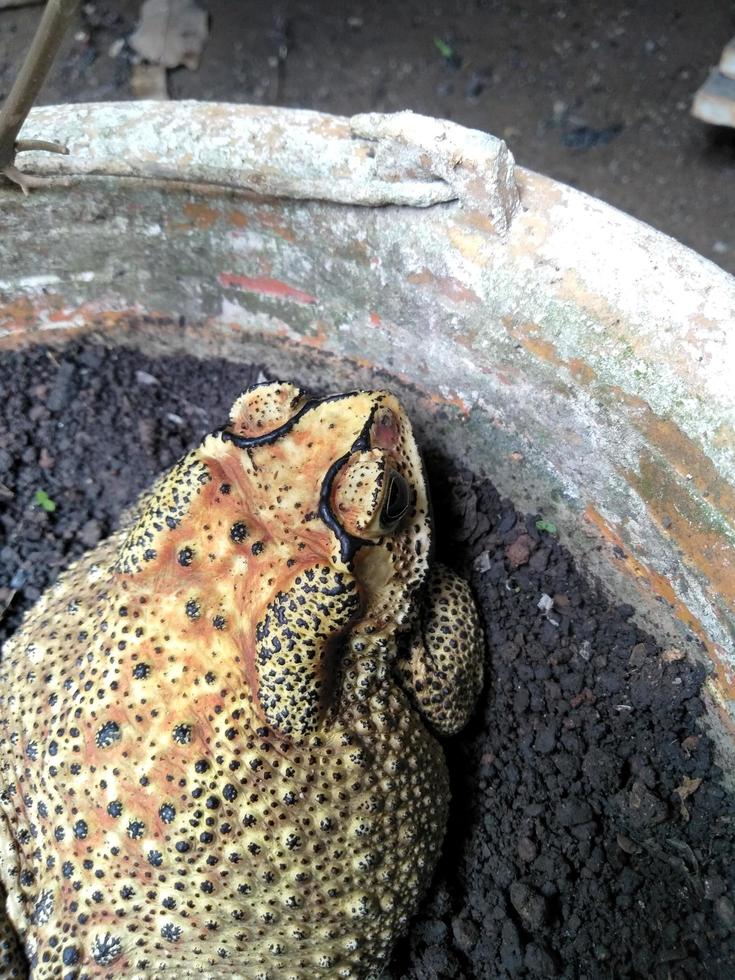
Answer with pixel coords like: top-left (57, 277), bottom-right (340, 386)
top-left (0, 381), bottom-right (484, 979)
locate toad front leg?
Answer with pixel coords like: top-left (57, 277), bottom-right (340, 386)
top-left (396, 564), bottom-right (484, 736)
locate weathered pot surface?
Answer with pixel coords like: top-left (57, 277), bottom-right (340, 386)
top-left (1, 101), bottom-right (734, 770)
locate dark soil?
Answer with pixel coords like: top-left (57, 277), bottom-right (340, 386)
top-left (391, 474), bottom-right (735, 979)
top-left (1, 342), bottom-right (734, 979)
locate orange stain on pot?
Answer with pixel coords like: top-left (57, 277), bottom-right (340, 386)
top-left (297, 320), bottom-right (328, 349)
top-left (0, 295), bottom-right (145, 345)
top-left (181, 202), bottom-right (221, 229)
top-left (227, 210), bottom-right (249, 228)
top-left (585, 505), bottom-right (701, 626)
top-left (218, 274), bottom-right (317, 306)
top-left (503, 319), bottom-right (565, 367)
top-left (501, 324), bottom-right (733, 582)
top-left (457, 211), bottom-right (498, 236)
top-left (502, 319), bottom-right (601, 388)
top-left (407, 269), bottom-right (481, 305)
top-left (568, 358), bottom-right (598, 384)
top-left (557, 269), bottom-right (626, 335)
top-left (447, 225), bottom-right (489, 264)
top-left (522, 335), bottom-right (565, 365)
top-left (422, 391), bottom-right (471, 417)
top-left (0, 294), bottom-right (41, 331)
top-left (583, 504), bottom-right (735, 703)
top-left (628, 401), bottom-right (735, 525)
top-left (256, 211), bottom-right (297, 242)
top-left (623, 454), bottom-right (735, 607)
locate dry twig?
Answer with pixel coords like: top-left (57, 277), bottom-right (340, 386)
top-left (0, 0), bottom-right (78, 193)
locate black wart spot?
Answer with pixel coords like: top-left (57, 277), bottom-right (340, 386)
top-left (127, 820), bottom-right (145, 840)
top-left (177, 547), bottom-right (194, 566)
top-left (159, 803), bottom-right (176, 824)
top-left (185, 598), bottom-right (201, 619)
top-left (96, 720), bottom-right (122, 749)
top-left (172, 723), bottom-right (193, 744)
top-left (72, 820), bottom-right (88, 840)
top-left (230, 521), bottom-right (249, 543)
top-left (91, 932), bottom-right (123, 966)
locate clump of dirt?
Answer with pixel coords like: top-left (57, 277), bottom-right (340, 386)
top-left (1, 341), bottom-right (733, 979)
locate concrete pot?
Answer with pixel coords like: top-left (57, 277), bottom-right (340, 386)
top-left (1, 101), bottom-right (734, 768)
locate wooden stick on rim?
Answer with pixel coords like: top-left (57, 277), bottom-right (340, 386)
top-left (0, 0), bottom-right (78, 192)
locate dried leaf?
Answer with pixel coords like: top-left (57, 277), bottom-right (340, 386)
top-left (681, 735), bottom-right (700, 756)
top-left (629, 781), bottom-right (668, 824)
top-left (674, 776), bottom-right (702, 801)
top-left (473, 551), bottom-right (491, 573)
top-left (130, 0), bottom-right (209, 71)
top-left (661, 647), bottom-right (685, 662)
top-left (131, 63), bottom-right (169, 100)
top-left (0, 481), bottom-right (13, 499)
top-left (629, 642), bottom-right (647, 667)
top-left (667, 837), bottom-right (699, 871)
top-left (616, 833), bottom-right (640, 855)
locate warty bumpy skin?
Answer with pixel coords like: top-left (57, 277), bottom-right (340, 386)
top-left (0, 381), bottom-right (484, 979)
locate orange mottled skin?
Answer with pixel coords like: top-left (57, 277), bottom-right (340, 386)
top-left (0, 382), bottom-right (483, 979)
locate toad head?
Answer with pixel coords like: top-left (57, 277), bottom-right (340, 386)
top-left (118, 381), bottom-right (433, 739)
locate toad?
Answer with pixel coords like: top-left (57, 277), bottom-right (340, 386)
top-left (0, 382), bottom-right (483, 978)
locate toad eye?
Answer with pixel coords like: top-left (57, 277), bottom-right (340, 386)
top-left (380, 470), bottom-right (410, 531)
top-left (331, 451), bottom-right (411, 539)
